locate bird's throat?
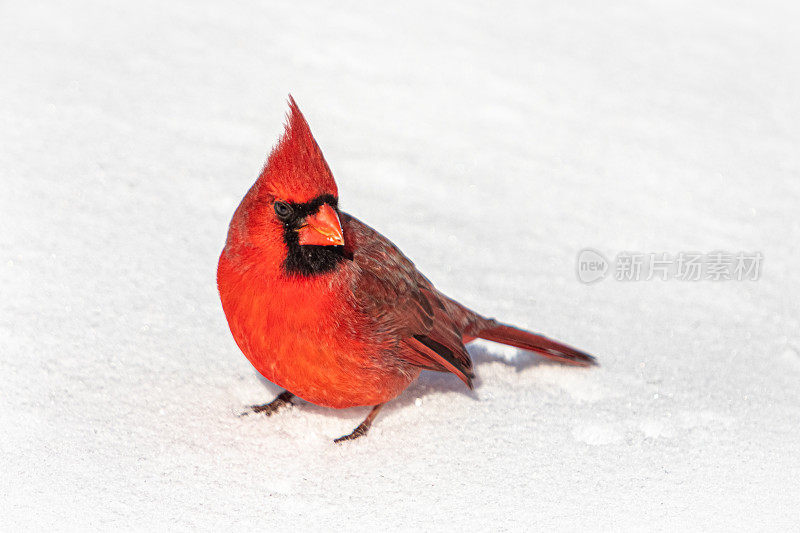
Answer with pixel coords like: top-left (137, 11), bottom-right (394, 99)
top-left (282, 241), bottom-right (346, 276)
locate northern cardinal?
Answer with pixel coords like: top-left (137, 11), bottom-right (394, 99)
top-left (218, 97), bottom-right (596, 442)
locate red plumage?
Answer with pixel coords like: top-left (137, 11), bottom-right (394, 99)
top-left (258, 96), bottom-right (338, 203)
top-left (217, 97), bottom-right (596, 441)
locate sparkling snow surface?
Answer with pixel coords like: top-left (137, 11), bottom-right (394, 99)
top-left (2, 1), bottom-right (799, 529)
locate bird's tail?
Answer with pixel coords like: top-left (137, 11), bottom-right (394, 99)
top-left (475, 323), bottom-right (597, 366)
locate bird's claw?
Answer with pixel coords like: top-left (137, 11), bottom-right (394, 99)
top-left (333, 424), bottom-right (369, 443)
top-left (240, 391), bottom-right (293, 418)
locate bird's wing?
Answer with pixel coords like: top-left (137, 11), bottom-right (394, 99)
top-left (342, 213), bottom-right (475, 387)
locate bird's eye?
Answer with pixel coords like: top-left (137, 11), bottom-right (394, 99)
top-left (274, 201), bottom-right (293, 221)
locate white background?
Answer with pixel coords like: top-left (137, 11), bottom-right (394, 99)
top-left (2, 1), bottom-right (799, 529)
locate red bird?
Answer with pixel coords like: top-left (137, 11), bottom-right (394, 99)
top-left (218, 97), bottom-right (596, 442)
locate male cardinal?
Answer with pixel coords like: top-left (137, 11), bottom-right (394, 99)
top-left (218, 97), bottom-right (596, 442)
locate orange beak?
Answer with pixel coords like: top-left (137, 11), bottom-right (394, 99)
top-left (298, 203), bottom-right (344, 246)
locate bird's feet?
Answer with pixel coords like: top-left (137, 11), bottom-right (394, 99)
top-left (333, 403), bottom-right (385, 444)
top-left (333, 423), bottom-right (370, 443)
top-left (240, 390), bottom-right (294, 417)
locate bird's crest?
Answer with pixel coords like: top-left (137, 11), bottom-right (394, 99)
top-left (257, 96), bottom-right (338, 203)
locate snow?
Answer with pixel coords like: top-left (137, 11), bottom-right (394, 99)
top-left (2, 0), bottom-right (799, 529)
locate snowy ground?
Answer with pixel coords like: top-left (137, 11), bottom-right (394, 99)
top-left (2, 0), bottom-right (799, 530)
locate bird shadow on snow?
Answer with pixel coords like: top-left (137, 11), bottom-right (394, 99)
top-left (245, 342), bottom-right (568, 424)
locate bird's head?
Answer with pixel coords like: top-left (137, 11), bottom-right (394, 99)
top-left (224, 97), bottom-right (346, 276)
